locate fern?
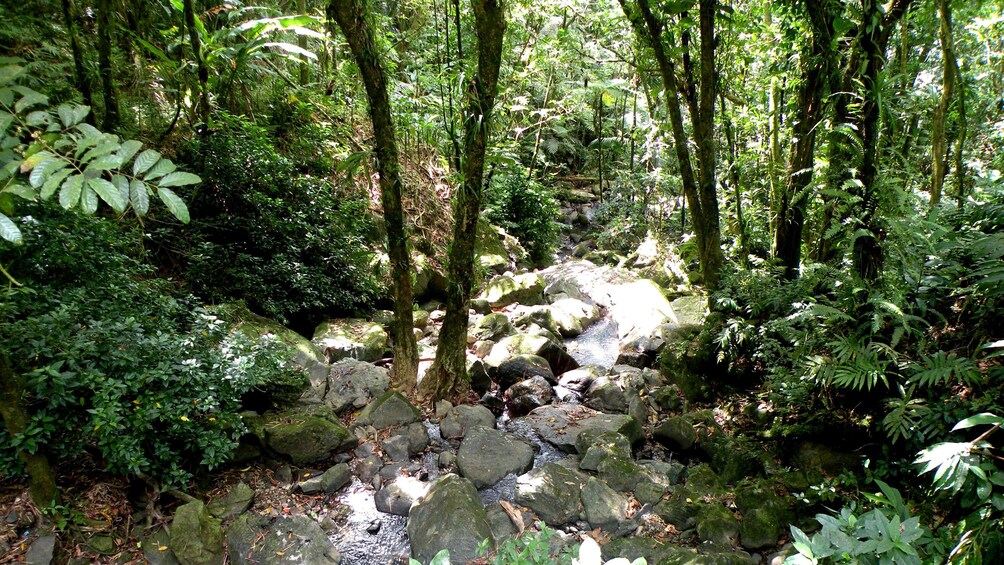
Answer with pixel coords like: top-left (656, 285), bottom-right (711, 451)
top-left (883, 386), bottom-right (931, 444)
top-left (907, 352), bottom-right (980, 389)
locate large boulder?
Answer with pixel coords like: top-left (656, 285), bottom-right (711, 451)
top-left (312, 319), bottom-right (387, 363)
top-left (608, 280), bottom-right (673, 345)
top-left (207, 482), bottom-right (254, 520)
top-left (653, 416), bottom-right (697, 451)
top-left (495, 354), bottom-right (555, 390)
top-left (549, 298), bottom-right (601, 337)
top-left (408, 475), bottom-right (495, 564)
top-left (356, 391), bottom-right (421, 429)
top-left (581, 477), bottom-right (631, 532)
top-left (251, 406), bottom-right (354, 465)
top-left (479, 273), bottom-right (545, 308)
top-left (471, 313), bottom-right (516, 342)
top-left (514, 463), bottom-right (588, 526)
top-left (476, 218), bottom-right (512, 273)
top-left (504, 376), bottom-right (554, 417)
top-left (487, 334), bottom-right (578, 376)
top-left (412, 253), bottom-right (447, 302)
top-left (518, 404), bottom-right (643, 453)
top-left (440, 404), bottom-right (496, 439)
top-left (457, 426), bottom-right (535, 488)
top-left (169, 501), bottom-right (224, 565)
top-left (226, 514), bottom-right (340, 565)
top-left (306, 359), bottom-right (389, 414)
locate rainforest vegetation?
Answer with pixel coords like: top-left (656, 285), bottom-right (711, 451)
top-left (0, 0), bottom-right (1003, 563)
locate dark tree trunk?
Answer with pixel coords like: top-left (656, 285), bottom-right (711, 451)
top-left (61, 0), bottom-right (92, 111)
top-left (773, 0), bottom-right (836, 278)
top-left (930, 0), bottom-right (957, 209)
top-left (328, 0), bottom-right (419, 392)
top-left (423, 0), bottom-right (506, 401)
top-left (96, 0), bottom-right (120, 131)
top-left (298, 0), bottom-right (310, 85)
top-left (695, 0), bottom-right (722, 289)
top-left (183, 0), bottom-right (210, 127)
top-left (0, 353), bottom-right (58, 507)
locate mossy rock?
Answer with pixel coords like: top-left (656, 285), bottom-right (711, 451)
top-left (696, 504), bottom-right (740, 546)
top-left (169, 501), bottom-right (224, 565)
top-left (356, 391), bottom-right (421, 429)
top-left (685, 464), bottom-right (725, 496)
top-left (258, 406), bottom-right (354, 465)
top-left (311, 319), bottom-right (388, 363)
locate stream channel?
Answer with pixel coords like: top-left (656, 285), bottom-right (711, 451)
top-left (327, 283), bottom-right (623, 564)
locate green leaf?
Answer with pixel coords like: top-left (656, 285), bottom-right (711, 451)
top-left (89, 178), bottom-right (127, 213)
top-left (0, 112), bottom-right (12, 132)
top-left (2, 182), bottom-right (35, 202)
top-left (19, 150), bottom-right (53, 171)
top-left (953, 413), bottom-right (1004, 431)
top-left (40, 168), bottom-right (73, 200)
top-left (130, 179), bottom-right (149, 216)
top-left (57, 104), bottom-right (78, 128)
top-left (0, 65), bottom-right (25, 85)
top-left (59, 174), bottom-right (84, 208)
top-left (0, 211), bottom-right (21, 243)
top-left (428, 549), bottom-right (451, 565)
top-left (262, 42), bottom-right (317, 60)
top-left (80, 184), bottom-right (98, 213)
top-left (156, 171), bottom-right (201, 187)
top-left (29, 157), bottom-right (65, 188)
top-left (117, 140), bottom-right (143, 164)
top-left (26, 110), bottom-right (49, 126)
top-left (14, 91), bottom-right (47, 113)
top-left (132, 149), bottom-right (160, 175)
top-left (144, 158), bottom-right (176, 180)
top-left (157, 187), bottom-right (189, 224)
top-left (87, 153), bottom-right (124, 172)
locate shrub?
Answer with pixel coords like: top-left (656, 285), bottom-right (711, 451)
top-left (171, 113), bottom-right (380, 331)
top-left (0, 203), bottom-right (304, 486)
top-left (484, 171), bottom-right (559, 266)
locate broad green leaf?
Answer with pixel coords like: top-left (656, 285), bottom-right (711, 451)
top-left (953, 413), bottom-right (1004, 431)
top-left (71, 105), bottom-right (90, 126)
top-left (40, 167), bottom-right (73, 200)
top-left (89, 178), bottom-right (127, 213)
top-left (29, 157), bottom-right (65, 187)
top-left (0, 64), bottom-right (25, 84)
top-left (144, 158), bottom-right (176, 180)
top-left (59, 174), bottom-right (84, 208)
top-left (26, 110), bottom-right (49, 126)
top-left (133, 149), bottom-right (160, 175)
top-left (14, 91), bottom-right (47, 113)
top-left (112, 175), bottom-right (129, 204)
top-left (130, 179), bottom-right (149, 216)
top-left (0, 211), bottom-right (21, 243)
top-left (157, 187), bottom-right (189, 223)
top-left (80, 140), bottom-right (119, 164)
top-left (87, 153), bottom-right (124, 172)
top-left (0, 88), bottom-right (13, 107)
top-left (57, 104), bottom-right (75, 128)
top-left (0, 112), bottom-right (12, 132)
top-left (19, 150), bottom-right (53, 172)
top-left (80, 184), bottom-right (98, 214)
top-left (263, 42), bottom-right (317, 60)
top-left (117, 140), bottom-right (143, 164)
top-left (157, 171), bottom-right (201, 187)
top-left (2, 182), bottom-right (34, 202)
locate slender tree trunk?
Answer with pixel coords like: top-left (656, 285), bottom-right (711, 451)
top-left (773, 1), bottom-right (835, 278)
top-left (595, 90), bottom-right (604, 202)
top-left (0, 353), bottom-right (58, 507)
top-left (954, 73), bottom-right (968, 208)
top-left (328, 0), bottom-right (418, 392)
top-left (299, 0), bottom-right (310, 85)
top-left (183, 0), bottom-right (210, 127)
top-left (930, 0), bottom-right (956, 209)
top-left (721, 92), bottom-right (747, 257)
top-left (694, 0), bottom-right (722, 289)
top-left (423, 0), bottom-right (506, 401)
top-left (96, 0), bottom-right (120, 131)
top-left (527, 65), bottom-right (554, 179)
top-left (61, 0), bottom-right (92, 111)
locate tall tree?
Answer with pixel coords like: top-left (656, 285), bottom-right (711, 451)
top-left (328, 0), bottom-right (419, 392)
top-left (60, 0), bottom-right (92, 111)
top-left (930, 0), bottom-right (958, 209)
top-left (96, 0), bottom-right (120, 130)
top-left (421, 0), bottom-right (506, 401)
top-left (619, 0), bottom-right (723, 288)
top-left (773, 1), bottom-right (837, 278)
top-left (182, 0), bottom-right (210, 127)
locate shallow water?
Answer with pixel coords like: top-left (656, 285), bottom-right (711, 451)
top-left (565, 316), bottom-right (620, 369)
top-left (328, 478), bottom-right (411, 565)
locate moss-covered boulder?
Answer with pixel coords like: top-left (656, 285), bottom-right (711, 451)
top-left (654, 416), bottom-right (698, 451)
top-left (515, 462), bottom-right (588, 525)
top-left (696, 504), bottom-right (740, 546)
top-left (408, 475), bottom-right (495, 564)
top-left (312, 319), bottom-right (387, 363)
top-left (254, 406), bottom-right (354, 465)
top-left (226, 514), bottom-right (339, 564)
top-left (479, 273), bottom-right (545, 308)
top-left (471, 313), bottom-right (516, 342)
top-left (356, 391), bottom-right (421, 429)
top-left (169, 501), bottom-right (224, 565)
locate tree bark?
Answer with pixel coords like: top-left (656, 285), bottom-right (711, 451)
top-left (299, 0), bottom-right (310, 86)
top-left (930, 0), bottom-right (957, 209)
top-left (422, 0), bottom-right (506, 401)
top-left (0, 353), bottom-right (58, 507)
top-left (773, 0), bottom-right (836, 278)
top-left (96, 0), bottom-right (120, 131)
top-left (183, 0), bottom-right (211, 127)
top-left (61, 0), bottom-right (92, 111)
top-left (328, 0), bottom-right (419, 392)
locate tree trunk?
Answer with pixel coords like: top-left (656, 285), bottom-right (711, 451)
top-left (61, 0), bottom-right (92, 111)
top-left (183, 0), bottom-right (210, 127)
top-left (422, 0), bottom-right (506, 401)
top-left (328, 0), bottom-right (419, 392)
top-left (0, 353), bottom-right (58, 507)
top-left (96, 0), bottom-right (120, 131)
top-left (694, 0), bottom-right (722, 289)
top-left (298, 0), bottom-right (310, 85)
top-left (930, 0), bottom-right (956, 209)
top-left (773, 1), bottom-right (835, 278)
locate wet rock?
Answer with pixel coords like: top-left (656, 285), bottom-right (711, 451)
top-left (207, 482), bottom-right (254, 520)
top-left (312, 319), bottom-right (387, 363)
top-left (299, 463), bottom-right (351, 495)
top-left (441, 404), bottom-right (496, 439)
top-left (356, 391), bottom-right (420, 429)
top-left (439, 451), bottom-right (455, 469)
top-left (401, 422), bottom-right (430, 454)
top-left (468, 357), bottom-right (493, 394)
top-left (227, 514), bottom-right (340, 564)
top-left (558, 366), bottom-right (600, 393)
top-left (486, 504), bottom-right (518, 545)
top-left (457, 426), bottom-right (534, 488)
top-left (274, 465), bottom-right (292, 484)
top-left (581, 477), bottom-right (631, 532)
top-left (504, 376), bottom-right (554, 417)
top-left (549, 298), bottom-right (601, 337)
top-left (25, 535), bottom-right (56, 565)
top-left (356, 456), bottom-right (382, 483)
top-left (169, 501), bottom-right (224, 565)
top-left (249, 406), bottom-right (354, 465)
top-left (470, 298), bottom-right (493, 315)
top-left (512, 306), bottom-right (563, 338)
top-left (472, 313), bottom-right (516, 342)
top-left (585, 376), bottom-right (627, 413)
top-left (480, 273), bottom-right (545, 308)
top-left (479, 392), bottom-right (506, 416)
top-left (597, 457), bottom-right (647, 492)
top-left (434, 400), bottom-right (453, 420)
top-left (375, 476), bottom-right (430, 516)
top-left (654, 416), bottom-right (697, 451)
top-left (310, 359), bottom-right (389, 414)
top-left (639, 459), bottom-right (686, 487)
top-left (634, 480), bottom-right (667, 505)
top-left (381, 435), bottom-right (411, 462)
top-left (553, 385), bottom-right (578, 402)
top-left (575, 431), bottom-right (632, 472)
top-left (488, 334), bottom-right (578, 377)
top-left (408, 475), bottom-right (496, 564)
top-left (515, 463), bottom-right (588, 526)
top-left (495, 355), bottom-right (555, 389)
top-left (741, 508), bottom-right (782, 550)
top-left (697, 504), bottom-right (740, 546)
top-left (519, 403), bottom-right (643, 453)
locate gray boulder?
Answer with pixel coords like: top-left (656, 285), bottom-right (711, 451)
top-left (207, 482), bottom-right (254, 520)
top-left (653, 416), bottom-right (697, 451)
top-left (299, 463), bottom-right (351, 495)
top-left (549, 298), bottom-right (601, 337)
top-left (558, 366), bottom-right (600, 393)
top-left (504, 376), bottom-right (554, 417)
top-left (356, 391), bottom-right (420, 429)
top-left (471, 313), bottom-right (516, 342)
top-left (312, 359), bottom-right (389, 414)
top-left (518, 403), bottom-right (643, 453)
top-left (250, 406), bottom-right (354, 465)
top-left (440, 404), bottom-right (496, 439)
top-left (226, 514), bottom-right (339, 564)
top-left (312, 319), bottom-right (388, 363)
top-left (479, 273), bottom-right (545, 308)
top-left (457, 426), bottom-right (534, 488)
top-left (487, 334), bottom-right (578, 377)
top-left (581, 477), bottom-right (631, 532)
top-left (408, 475), bottom-right (495, 564)
top-left (375, 476), bottom-right (430, 516)
top-left (585, 376), bottom-right (628, 413)
top-left (514, 463), bottom-right (588, 526)
top-left (25, 535), bottom-right (56, 565)
top-left (169, 501), bottom-right (224, 565)
top-left (495, 355), bottom-right (555, 390)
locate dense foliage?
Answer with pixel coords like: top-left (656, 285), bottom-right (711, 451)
top-left (483, 171), bottom-right (560, 266)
